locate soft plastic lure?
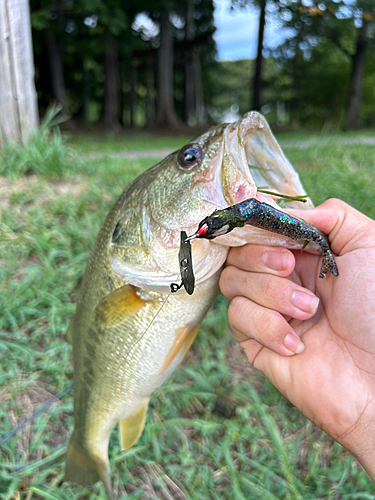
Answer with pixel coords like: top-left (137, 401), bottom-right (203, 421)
top-left (185, 198), bottom-right (339, 282)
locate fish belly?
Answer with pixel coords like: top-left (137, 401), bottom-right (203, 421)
top-left (71, 273), bottom-right (219, 457)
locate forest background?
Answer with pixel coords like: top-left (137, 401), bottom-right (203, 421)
top-left (4, 0), bottom-right (375, 138)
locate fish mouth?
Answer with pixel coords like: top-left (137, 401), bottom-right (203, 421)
top-left (219, 111), bottom-right (313, 210)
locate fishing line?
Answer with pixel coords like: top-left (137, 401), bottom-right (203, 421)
top-left (110, 229), bottom-right (195, 374)
top-left (0, 290), bottom-right (177, 447)
top-left (0, 287), bottom-right (178, 448)
top-left (0, 382), bottom-right (73, 447)
top-left (117, 284), bottom-right (176, 369)
top-left (1, 231), bottom-right (192, 443)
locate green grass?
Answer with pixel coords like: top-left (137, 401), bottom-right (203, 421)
top-left (1, 129), bottom-right (375, 499)
top-left (66, 132), bottom-right (193, 155)
top-left (277, 128), bottom-right (375, 141)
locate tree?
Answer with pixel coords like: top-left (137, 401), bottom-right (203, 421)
top-left (103, 35), bottom-right (121, 130)
top-left (273, 0), bottom-right (375, 129)
top-left (232, 0), bottom-right (276, 111)
top-left (253, 0), bottom-right (266, 111)
top-left (29, 0), bottom-right (217, 129)
top-left (0, 0), bottom-right (39, 144)
top-left (30, 0), bottom-right (68, 115)
top-left (155, 12), bottom-right (179, 127)
top-left (47, 0), bottom-right (68, 114)
top-left (179, 0), bottom-right (215, 124)
top-left (344, 11), bottom-right (371, 128)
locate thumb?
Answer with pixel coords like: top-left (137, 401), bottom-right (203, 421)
top-left (288, 198), bottom-right (375, 256)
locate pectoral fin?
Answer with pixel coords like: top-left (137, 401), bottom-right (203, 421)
top-left (119, 399), bottom-right (149, 450)
top-left (94, 284), bottom-right (145, 327)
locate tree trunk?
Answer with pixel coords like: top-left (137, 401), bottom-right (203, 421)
top-left (193, 47), bottom-right (205, 125)
top-left (45, 30), bottom-right (68, 114)
top-left (81, 62), bottom-right (89, 124)
top-left (103, 36), bottom-right (121, 131)
top-left (46, 0), bottom-right (67, 114)
top-left (130, 60), bottom-right (137, 128)
top-left (252, 0), bottom-right (266, 111)
top-left (344, 21), bottom-right (368, 129)
top-left (156, 13), bottom-right (178, 128)
top-left (0, 0), bottom-right (39, 145)
top-left (145, 52), bottom-right (155, 125)
top-left (184, 0), bottom-right (195, 124)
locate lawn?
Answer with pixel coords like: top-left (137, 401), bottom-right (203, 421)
top-left (1, 127), bottom-right (375, 500)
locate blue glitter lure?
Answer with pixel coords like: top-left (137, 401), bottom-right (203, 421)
top-left (186, 198), bottom-right (339, 279)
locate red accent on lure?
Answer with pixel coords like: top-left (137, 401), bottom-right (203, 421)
top-left (197, 225), bottom-right (208, 236)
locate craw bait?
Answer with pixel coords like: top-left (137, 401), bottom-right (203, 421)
top-left (172, 198), bottom-right (339, 295)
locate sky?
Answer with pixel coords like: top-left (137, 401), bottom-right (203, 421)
top-left (214, 0), bottom-right (287, 61)
top-left (132, 0), bottom-right (289, 62)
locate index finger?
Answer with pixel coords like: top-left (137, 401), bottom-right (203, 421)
top-left (225, 244), bottom-right (295, 277)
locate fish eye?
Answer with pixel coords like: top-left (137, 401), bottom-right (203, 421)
top-left (178, 144), bottom-right (204, 169)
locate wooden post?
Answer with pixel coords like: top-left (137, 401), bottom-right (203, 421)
top-left (0, 0), bottom-right (39, 145)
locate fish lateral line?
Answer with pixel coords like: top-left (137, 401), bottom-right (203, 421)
top-left (184, 197), bottom-right (339, 279)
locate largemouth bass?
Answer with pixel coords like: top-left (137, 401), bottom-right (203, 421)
top-left (65, 112), bottom-right (326, 498)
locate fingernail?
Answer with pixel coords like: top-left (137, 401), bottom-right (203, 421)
top-left (292, 290), bottom-right (319, 314)
top-left (262, 251), bottom-right (289, 271)
top-left (284, 333), bottom-right (305, 354)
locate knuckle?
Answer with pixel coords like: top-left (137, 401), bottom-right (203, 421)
top-left (262, 276), bottom-right (293, 312)
top-left (242, 244), bottom-right (261, 266)
top-left (228, 296), bottom-right (248, 328)
top-left (263, 276), bottom-right (278, 302)
top-left (323, 198), bottom-right (347, 211)
top-left (219, 266), bottom-right (234, 293)
top-left (258, 310), bottom-right (287, 344)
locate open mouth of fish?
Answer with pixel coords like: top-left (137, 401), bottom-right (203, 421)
top-left (177, 114), bottom-right (314, 284)
top-left (171, 113), bottom-right (311, 240)
top-left (111, 112), bottom-right (314, 290)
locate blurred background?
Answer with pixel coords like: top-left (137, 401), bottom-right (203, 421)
top-left (4, 0), bottom-right (375, 138)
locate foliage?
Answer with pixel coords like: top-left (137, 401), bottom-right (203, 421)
top-left (1, 132), bottom-right (375, 498)
top-left (0, 108), bottom-right (81, 180)
top-left (269, 41), bottom-right (352, 129)
top-left (208, 59), bottom-right (253, 119)
top-left (24, 0), bottom-right (375, 130)
top-left (270, 0), bottom-right (375, 128)
top-left (272, 0), bottom-right (375, 59)
top-left (29, 0), bottom-right (217, 127)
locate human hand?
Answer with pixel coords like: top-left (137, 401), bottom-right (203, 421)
top-left (219, 199), bottom-right (375, 480)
